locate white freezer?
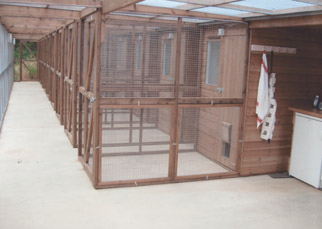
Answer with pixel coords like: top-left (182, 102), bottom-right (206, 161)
top-left (289, 113), bottom-right (322, 188)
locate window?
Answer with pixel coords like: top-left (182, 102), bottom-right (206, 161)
top-left (135, 39), bottom-right (142, 70)
top-left (162, 40), bottom-right (171, 76)
top-left (206, 41), bottom-right (221, 86)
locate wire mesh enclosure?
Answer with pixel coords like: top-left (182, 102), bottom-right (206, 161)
top-left (39, 9), bottom-right (248, 188)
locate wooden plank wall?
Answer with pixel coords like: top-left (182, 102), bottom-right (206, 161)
top-left (240, 27), bottom-right (322, 175)
top-left (197, 24), bottom-right (247, 170)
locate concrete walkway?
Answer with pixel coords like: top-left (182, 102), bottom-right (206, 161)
top-left (0, 82), bottom-right (322, 229)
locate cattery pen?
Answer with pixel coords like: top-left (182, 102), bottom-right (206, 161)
top-left (38, 9), bottom-right (248, 188)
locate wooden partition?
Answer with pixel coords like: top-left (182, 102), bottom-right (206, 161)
top-left (38, 20), bottom-right (80, 147)
top-left (240, 26), bottom-right (322, 175)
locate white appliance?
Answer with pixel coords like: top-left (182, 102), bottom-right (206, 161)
top-left (289, 113), bottom-right (322, 188)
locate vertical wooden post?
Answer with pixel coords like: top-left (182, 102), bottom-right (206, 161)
top-left (138, 28), bottom-right (147, 153)
top-left (168, 17), bottom-right (182, 179)
top-left (78, 19), bottom-right (85, 156)
top-left (93, 10), bottom-right (102, 187)
top-left (37, 41), bottom-right (39, 80)
top-left (72, 22), bottom-right (78, 147)
top-left (19, 40), bottom-right (23, 82)
top-left (129, 26), bottom-right (136, 143)
top-left (84, 21), bottom-right (91, 155)
top-left (53, 32), bottom-right (57, 111)
top-left (60, 28), bottom-right (65, 125)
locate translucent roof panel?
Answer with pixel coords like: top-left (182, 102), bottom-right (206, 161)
top-left (231, 0), bottom-right (314, 11)
top-left (138, 0), bottom-right (185, 9)
top-left (192, 6), bottom-right (247, 16)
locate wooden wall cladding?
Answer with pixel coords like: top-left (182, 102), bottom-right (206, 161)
top-left (240, 27), bottom-right (322, 175)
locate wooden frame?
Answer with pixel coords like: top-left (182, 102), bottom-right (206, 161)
top-left (36, 5), bottom-right (250, 189)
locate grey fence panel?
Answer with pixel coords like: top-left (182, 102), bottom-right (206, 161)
top-left (0, 24), bottom-right (14, 132)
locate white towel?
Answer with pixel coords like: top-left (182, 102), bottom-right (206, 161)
top-left (261, 73), bottom-right (277, 140)
top-left (256, 52), bottom-right (269, 128)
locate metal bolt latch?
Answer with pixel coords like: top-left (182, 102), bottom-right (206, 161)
top-left (90, 96), bottom-right (96, 104)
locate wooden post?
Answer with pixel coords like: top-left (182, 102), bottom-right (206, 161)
top-left (19, 40), bottom-right (22, 82)
top-left (78, 19), bottom-right (85, 156)
top-left (168, 17), bottom-right (182, 179)
top-left (84, 21), bottom-right (91, 154)
top-left (93, 9), bottom-right (102, 187)
top-left (60, 28), bottom-right (65, 125)
top-left (53, 32), bottom-right (57, 111)
top-left (138, 28), bottom-right (147, 153)
top-left (37, 42), bottom-right (39, 80)
top-left (72, 22), bottom-right (78, 147)
top-left (129, 26), bottom-right (136, 143)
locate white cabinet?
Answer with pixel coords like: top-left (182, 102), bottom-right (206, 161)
top-left (289, 113), bottom-right (322, 188)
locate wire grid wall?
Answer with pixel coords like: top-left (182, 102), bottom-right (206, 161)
top-left (101, 107), bottom-right (171, 182)
top-left (177, 106), bottom-right (240, 176)
top-left (100, 20), bottom-right (179, 98)
top-left (0, 24), bottom-right (14, 131)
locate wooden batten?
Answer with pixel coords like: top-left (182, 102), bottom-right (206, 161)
top-left (93, 10), bottom-right (102, 186)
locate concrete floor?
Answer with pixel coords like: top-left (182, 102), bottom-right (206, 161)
top-left (1, 82), bottom-right (322, 229)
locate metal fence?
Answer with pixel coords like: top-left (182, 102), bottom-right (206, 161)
top-left (0, 24), bottom-right (15, 132)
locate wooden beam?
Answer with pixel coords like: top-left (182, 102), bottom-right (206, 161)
top-left (0, 0), bottom-right (101, 7)
top-left (19, 41), bottom-right (22, 81)
top-left (0, 16), bottom-right (72, 27)
top-left (6, 24), bottom-right (59, 31)
top-left (249, 14), bottom-right (322, 28)
top-left (80, 7), bottom-right (97, 18)
top-left (171, 0), bottom-right (240, 5)
top-left (120, 4), bottom-right (243, 21)
top-left (218, 3), bottom-right (273, 15)
top-left (7, 27), bottom-right (52, 35)
top-left (0, 5), bottom-right (80, 19)
top-left (102, 0), bottom-right (143, 14)
top-left (13, 34), bottom-right (43, 40)
top-left (294, 0), bottom-right (322, 6)
top-left (272, 5), bottom-right (322, 15)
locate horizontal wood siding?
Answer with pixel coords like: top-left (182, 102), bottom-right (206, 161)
top-left (240, 27), bottom-right (322, 175)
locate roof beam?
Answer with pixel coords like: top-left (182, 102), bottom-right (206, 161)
top-left (0, 16), bottom-right (72, 28)
top-left (119, 4), bottom-right (243, 21)
top-left (0, 5), bottom-right (80, 19)
top-left (103, 0), bottom-right (143, 14)
top-left (217, 4), bottom-right (273, 15)
top-left (249, 14), bottom-right (322, 28)
top-left (0, 0), bottom-right (101, 7)
top-left (272, 5), bottom-right (322, 15)
top-left (171, 0), bottom-right (240, 5)
top-left (6, 25), bottom-right (55, 35)
top-left (294, 0), bottom-right (322, 6)
top-left (13, 33), bottom-right (43, 41)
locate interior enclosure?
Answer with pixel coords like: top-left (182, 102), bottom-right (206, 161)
top-left (73, 10), bottom-right (248, 188)
top-left (240, 22), bottom-right (322, 176)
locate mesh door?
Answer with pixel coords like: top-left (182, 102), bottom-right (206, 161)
top-left (177, 106), bottom-right (240, 176)
top-left (101, 107), bottom-right (172, 182)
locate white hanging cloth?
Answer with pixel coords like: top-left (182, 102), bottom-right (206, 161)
top-left (261, 73), bottom-right (277, 140)
top-left (256, 52), bottom-right (269, 128)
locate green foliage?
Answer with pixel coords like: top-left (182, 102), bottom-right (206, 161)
top-left (14, 40), bottom-right (37, 60)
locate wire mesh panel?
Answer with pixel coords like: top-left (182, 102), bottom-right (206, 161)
top-left (179, 23), bottom-right (247, 99)
top-left (100, 20), bottom-right (178, 98)
top-left (101, 107), bottom-right (172, 182)
top-left (177, 106), bottom-right (240, 176)
top-left (0, 24), bottom-right (14, 131)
